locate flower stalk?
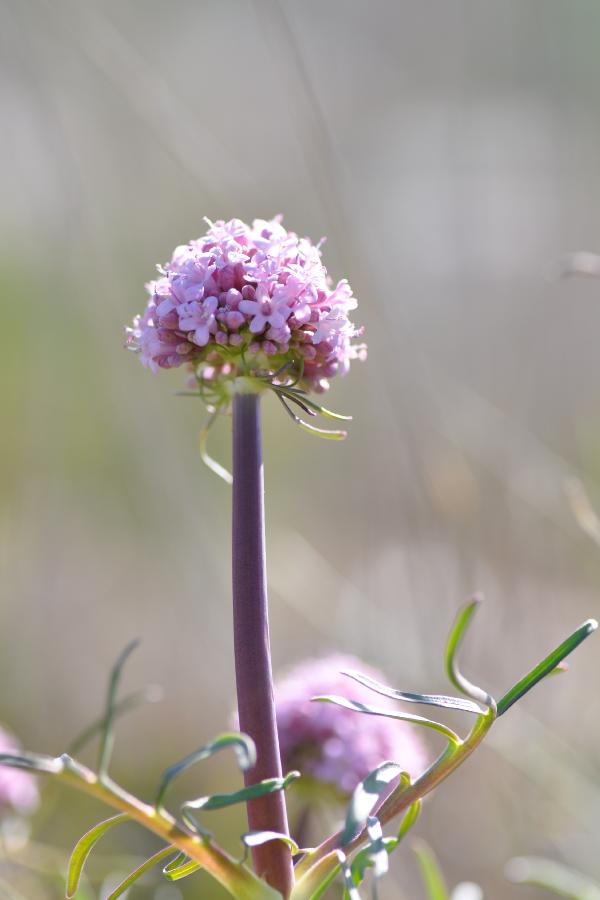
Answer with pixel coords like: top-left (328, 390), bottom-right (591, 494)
top-left (232, 390), bottom-right (294, 898)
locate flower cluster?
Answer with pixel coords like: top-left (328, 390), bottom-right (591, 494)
top-left (275, 656), bottom-right (427, 797)
top-left (127, 217), bottom-right (365, 395)
top-left (0, 726), bottom-right (38, 815)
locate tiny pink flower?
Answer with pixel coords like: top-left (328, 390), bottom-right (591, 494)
top-left (239, 284), bottom-right (293, 335)
top-left (126, 216), bottom-right (365, 393)
top-left (178, 296), bottom-right (219, 347)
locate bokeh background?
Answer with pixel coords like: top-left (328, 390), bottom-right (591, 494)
top-left (1, 1), bottom-right (600, 897)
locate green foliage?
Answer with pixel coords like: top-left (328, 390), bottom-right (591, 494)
top-left (66, 814), bottom-right (130, 898)
top-left (341, 669), bottom-right (482, 714)
top-left (155, 731), bottom-right (256, 812)
top-left (313, 695), bottom-right (462, 745)
top-left (0, 602), bottom-right (597, 900)
top-left (106, 846), bottom-right (174, 899)
top-left (181, 771), bottom-right (300, 835)
top-left (98, 640), bottom-right (140, 781)
top-left (340, 763), bottom-right (408, 847)
top-left (242, 831), bottom-right (300, 857)
top-left (413, 841), bottom-right (450, 900)
top-left (497, 619), bottom-right (598, 716)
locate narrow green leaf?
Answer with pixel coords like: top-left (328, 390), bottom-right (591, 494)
top-left (181, 771), bottom-right (300, 834)
top-left (366, 817), bottom-right (388, 878)
top-left (66, 813), bottom-right (130, 898)
top-left (199, 411), bottom-right (232, 485)
top-left (242, 831), bottom-right (299, 854)
top-left (98, 640), bottom-right (139, 779)
top-left (445, 597), bottom-right (495, 709)
top-left (68, 685), bottom-right (162, 756)
top-left (162, 853), bottom-right (202, 882)
top-left (313, 696), bottom-right (461, 745)
top-left (342, 670), bottom-right (482, 714)
top-left (350, 800), bottom-right (422, 889)
top-left (290, 851), bottom-right (342, 900)
top-left (337, 850), bottom-right (363, 900)
top-left (396, 799), bottom-right (421, 843)
top-left (156, 732), bottom-right (256, 811)
top-left (277, 394), bottom-right (348, 439)
top-left (340, 762), bottom-right (407, 847)
top-left (413, 841), bottom-right (450, 900)
top-left (0, 752), bottom-right (64, 775)
top-left (506, 856), bottom-right (600, 899)
top-left (497, 619), bottom-right (598, 716)
top-left (276, 388), bottom-right (353, 421)
top-left (106, 846), bottom-right (174, 899)
top-left (351, 838), bottom-right (398, 889)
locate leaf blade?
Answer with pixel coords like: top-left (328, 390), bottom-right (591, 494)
top-left (66, 813), bottom-right (130, 898)
top-left (106, 846), bottom-right (174, 899)
top-left (181, 771), bottom-right (300, 834)
top-left (98, 641), bottom-right (139, 779)
top-left (0, 752), bottom-right (64, 775)
top-left (413, 841), bottom-right (450, 900)
top-left (155, 732), bottom-right (256, 811)
top-left (340, 762), bottom-right (407, 847)
top-left (444, 597), bottom-right (495, 709)
top-left (313, 695), bottom-right (461, 745)
top-left (497, 619), bottom-right (598, 716)
top-left (342, 670), bottom-right (482, 714)
top-left (163, 853), bottom-right (202, 882)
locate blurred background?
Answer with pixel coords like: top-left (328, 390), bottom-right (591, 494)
top-left (1, 1), bottom-right (600, 897)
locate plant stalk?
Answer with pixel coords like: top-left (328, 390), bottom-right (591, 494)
top-left (232, 391), bottom-right (294, 898)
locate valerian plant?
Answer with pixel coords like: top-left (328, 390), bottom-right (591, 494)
top-left (0, 217), bottom-right (596, 899)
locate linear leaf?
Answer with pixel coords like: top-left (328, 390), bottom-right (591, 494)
top-left (342, 670), bottom-right (482, 714)
top-left (156, 732), bottom-right (256, 811)
top-left (340, 762), bottom-right (407, 847)
top-left (68, 685), bottom-right (162, 756)
top-left (445, 597), bottom-right (495, 709)
top-left (66, 814), bottom-right (130, 898)
top-left (366, 817), bottom-right (389, 878)
top-left (276, 388), bottom-right (353, 421)
top-left (199, 411), bottom-right (232, 485)
top-left (98, 640), bottom-right (139, 779)
top-left (350, 800), bottom-right (422, 890)
top-left (497, 619), bottom-right (598, 716)
top-left (337, 850), bottom-right (363, 900)
top-left (396, 799), bottom-right (421, 843)
top-left (181, 771), bottom-right (300, 834)
top-left (313, 696), bottom-right (461, 745)
top-left (277, 394), bottom-right (348, 439)
top-left (106, 846), bottom-right (174, 899)
top-left (413, 841), bottom-right (450, 900)
top-left (242, 831), bottom-right (299, 854)
top-left (163, 853), bottom-right (202, 882)
top-left (0, 752), bottom-right (64, 775)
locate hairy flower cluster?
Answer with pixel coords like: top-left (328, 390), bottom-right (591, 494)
top-left (275, 656), bottom-right (427, 796)
top-left (127, 217), bottom-right (365, 394)
top-left (0, 726), bottom-right (38, 815)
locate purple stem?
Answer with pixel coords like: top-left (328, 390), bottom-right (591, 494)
top-left (232, 391), bottom-right (294, 898)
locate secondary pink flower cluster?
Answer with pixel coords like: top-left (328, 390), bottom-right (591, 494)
top-left (0, 726), bottom-right (39, 815)
top-left (275, 655), bottom-right (427, 796)
top-left (127, 217), bottom-right (365, 393)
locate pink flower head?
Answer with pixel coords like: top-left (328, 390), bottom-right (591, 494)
top-left (275, 656), bottom-right (428, 797)
top-left (0, 726), bottom-right (39, 815)
top-left (126, 216), bottom-right (365, 395)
